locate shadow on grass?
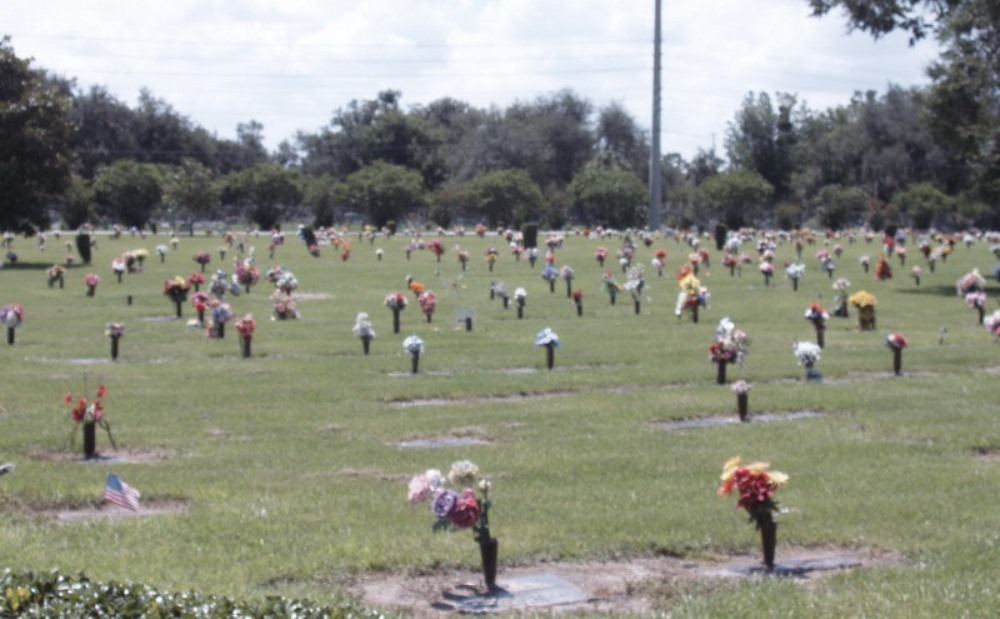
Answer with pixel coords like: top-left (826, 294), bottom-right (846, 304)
top-left (1, 261), bottom-right (89, 272)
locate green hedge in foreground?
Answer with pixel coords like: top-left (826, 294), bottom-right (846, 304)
top-left (0, 569), bottom-right (384, 618)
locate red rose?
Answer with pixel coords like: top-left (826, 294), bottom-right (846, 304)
top-left (448, 489), bottom-right (481, 528)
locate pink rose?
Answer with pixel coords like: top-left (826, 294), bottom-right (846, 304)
top-left (449, 489), bottom-right (481, 528)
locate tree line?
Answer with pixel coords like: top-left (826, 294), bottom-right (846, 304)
top-left (2, 1), bottom-right (997, 235)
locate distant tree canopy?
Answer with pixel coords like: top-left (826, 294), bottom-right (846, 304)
top-left (0, 37), bottom-right (72, 233)
top-left (3, 24), bottom-right (999, 233)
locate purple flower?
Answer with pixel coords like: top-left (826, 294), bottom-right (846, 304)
top-left (431, 489), bottom-right (458, 518)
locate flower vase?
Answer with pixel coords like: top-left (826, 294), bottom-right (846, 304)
top-left (691, 303), bottom-right (699, 324)
top-left (116, 272), bottom-right (123, 284)
top-left (411, 352), bottom-right (420, 374)
top-left (361, 335), bottom-right (372, 355)
top-left (6, 327), bottom-right (13, 346)
top-left (489, 288), bottom-right (495, 300)
top-left (392, 308), bottom-right (400, 334)
top-left (83, 421), bottom-right (97, 459)
top-left (87, 285), bottom-right (95, 297)
top-left (488, 261), bottom-right (493, 272)
top-left (59, 276), bottom-right (64, 289)
top-left (502, 296), bottom-right (509, 309)
top-left (729, 263), bottom-right (736, 277)
top-left (479, 537), bottom-right (499, 593)
top-left (200, 263), bottom-right (206, 273)
top-left (517, 302), bottom-right (524, 319)
top-left (198, 308), bottom-right (205, 325)
top-left (977, 305), bottom-right (985, 326)
top-left (893, 348), bottom-right (902, 376)
top-left (193, 282), bottom-right (201, 292)
top-left (792, 278), bottom-right (798, 291)
top-left (549, 280), bottom-right (555, 293)
top-left (241, 337), bottom-right (251, 359)
top-left (634, 300), bottom-right (640, 315)
top-left (566, 280), bottom-right (572, 298)
top-left (859, 307), bottom-right (876, 331)
top-left (174, 299), bottom-right (183, 319)
top-left (575, 301), bottom-right (583, 317)
top-left (716, 360), bottom-right (727, 385)
top-left (546, 344), bottom-right (555, 370)
top-left (465, 317), bottom-right (473, 332)
top-left (737, 393), bottom-right (749, 422)
top-left (763, 274), bottom-right (771, 287)
top-left (757, 512), bottom-right (777, 571)
top-left (217, 322), bottom-right (226, 339)
top-left (816, 328), bottom-right (825, 349)
top-left (110, 335), bottom-right (120, 360)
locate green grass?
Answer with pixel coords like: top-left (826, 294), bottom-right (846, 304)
top-left (1, 229), bottom-right (999, 616)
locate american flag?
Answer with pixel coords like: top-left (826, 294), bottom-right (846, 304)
top-left (104, 472), bottom-right (141, 511)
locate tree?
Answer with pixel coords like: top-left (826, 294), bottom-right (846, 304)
top-left (302, 174), bottom-right (338, 228)
top-left (725, 92), bottom-right (800, 201)
top-left (813, 184), bottom-right (871, 230)
top-left (57, 175), bottom-right (95, 230)
top-left (162, 158), bottom-right (220, 233)
top-left (595, 102), bottom-right (650, 179)
top-left (93, 160), bottom-right (163, 229)
top-left (69, 85), bottom-right (138, 179)
top-left (568, 166), bottom-right (648, 229)
top-left (224, 163), bottom-right (303, 230)
top-left (807, 0), bottom-right (1000, 213)
top-left (895, 182), bottom-right (955, 229)
top-left (465, 169), bottom-right (545, 228)
top-left (697, 171), bottom-right (775, 229)
top-left (0, 37), bottom-right (73, 233)
top-left (337, 161), bottom-right (425, 229)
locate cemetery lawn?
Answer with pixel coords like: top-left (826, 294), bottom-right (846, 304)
top-left (1, 229), bottom-right (998, 617)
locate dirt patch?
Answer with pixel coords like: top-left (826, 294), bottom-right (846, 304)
top-left (26, 448), bottom-right (177, 464)
top-left (973, 446), bottom-right (1000, 462)
top-left (388, 391), bottom-right (572, 408)
top-left (294, 292), bottom-right (334, 301)
top-left (349, 546), bottom-right (902, 617)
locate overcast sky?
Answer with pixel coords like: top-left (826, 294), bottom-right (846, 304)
top-left (6, 0), bottom-right (940, 161)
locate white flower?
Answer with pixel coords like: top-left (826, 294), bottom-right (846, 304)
top-left (793, 341), bottom-right (822, 365)
top-left (534, 327), bottom-right (560, 348)
top-left (402, 335), bottom-right (424, 355)
top-left (352, 312), bottom-right (375, 338)
top-left (448, 460), bottom-right (480, 486)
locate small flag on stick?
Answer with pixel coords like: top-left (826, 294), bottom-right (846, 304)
top-left (104, 472), bottom-right (140, 511)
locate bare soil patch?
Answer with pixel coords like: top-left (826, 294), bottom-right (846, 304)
top-left (973, 446), bottom-right (1000, 462)
top-left (349, 546), bottom-right (903, 617)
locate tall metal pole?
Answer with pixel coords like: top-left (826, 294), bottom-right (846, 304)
top-left (648, 0), bottom-right (663, 231)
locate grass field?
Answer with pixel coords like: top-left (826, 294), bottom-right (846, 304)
top-left (1, 227), bottom-right (998, 617)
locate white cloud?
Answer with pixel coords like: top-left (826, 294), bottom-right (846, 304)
top-left (5, 0), bottom-right (939, 159)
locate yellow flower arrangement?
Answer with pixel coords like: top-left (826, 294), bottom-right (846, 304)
top-left (848, 290), bottom-right (877, 308)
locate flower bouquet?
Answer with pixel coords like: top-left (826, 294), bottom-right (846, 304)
top-left (594, 246), bottom-right (608, 267)
top-left (270, 291), bottom-right (300, 321)
top-left (875, 255), bottom-right (892, 281)
top-left (428, 239), bottom-right (445, 261)
top-left (104, 322), bottom-right (125, 360)
top-left (193, 251), bottom-right (211, 272)
top-left (235, 262), bottom-right (260, 293)
top-left (859, 254), bottom-right (871, 274)
top-left (64, 384), bottom-right (116, 459)
top-left (602, 271), bottom-right (621, 305)
top-left (46, 264), bottom-right (65, 289)
top-left (407, 461), bottom-right (497, 591)
top-left (675, 269), bottom-right (709, 322)
top-left (84, 273), bottom-right (100, 297)
top-left (758, 260), bottom-right (775, 286)
top-left (456, 249), bottom-right (470, 271)
top-left (984, 310), bottom-right (1000, 340)
top-left (718, 457), bottom-right (789, 571)
top-left (804, 303), bottom-right (829, 348)
top-left (514, 287), bottom-right (527, 319)
top-left (848, 290), bottom-right (877, 330)
top-left (156, 244), bottom-right (168, 263)
top-left (571, 289), bottom-right (583, 317)
top-left (352, 312), bottom-right (376, 354)
top-left (111, 257), bottom-right (126, 283)
top-left (793, 340), bottom-right (822, 381)
top-left (485, 247), bottom-right (498, 271)
top-left (709, 317), bottom-right (748, 384)
top-left (418, 290), bottom-right (437, 323)
top-left (722, 253), bottom-right (738, 277)
top-left (191, 291), bottom-right (210, 325)
top-left (275, 271), bottom-right (298, 295)
top-left (653, 249), bottom-right (668, 277)
top-left (885, 332), bottom-right (908, 375)
top-left (207, 300), bottom-right (232, 338)
top-left (540, 265), bottom-right (559, 293)
top-left (163, 276), bottom-right (191, 318)
top-left (832, 278), bottom-right (851, 317)
top-left (235, 314), bottom-right (256, 358)
top-left (1, 304), bottom-right (25, 345)
top-left (560, 265), bottom-right (575, 298)
top-left (385, 292), bottom-right (407, 333)
top-left (965, 291), bottom-right (988, 325)
top-left (187, 271), bottom-right (206, 292)
top-left (731, 381), bottom-right (752, 422)
top-left (956, 268), bottom-right (986, 297)
top-left (625, 264), bottom-right (645, 314)
top-left (535, 327), bottom-right (560, 370)
top-left (403, 335), bottom-right (424, 373)
top-left (785, 263), bottom-right (805, 291)
top-left (911, 265), bottom-right (923, 286)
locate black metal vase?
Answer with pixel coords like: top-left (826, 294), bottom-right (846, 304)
top-left (737, 393), bottom-right (749, 422)
top-left (83, 422), bottom-right (97, 459)
top-left (716, 360), bottom-right (727, 385)
top-left (757, 513), bottom-right (777, 571)
top-left (6, 327), bottom-right (13, 346)
top-left (479, 537), bottom-right (499, 592)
